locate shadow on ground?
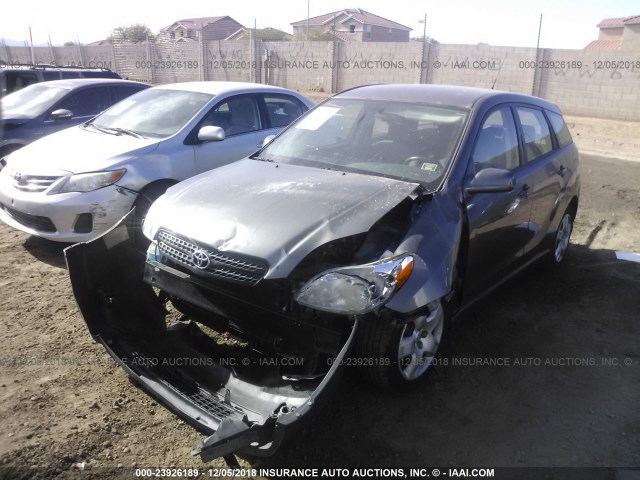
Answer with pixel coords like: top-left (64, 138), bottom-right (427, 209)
top-left (251, 243), bottom-right (640, 468)
top-left (22, 236), bottom-right (70, 269)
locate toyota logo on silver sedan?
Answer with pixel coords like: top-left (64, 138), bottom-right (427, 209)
top-left (191, 249), bottom-right (210, 269)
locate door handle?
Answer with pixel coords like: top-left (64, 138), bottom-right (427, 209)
top-left (558, 165), bottom-right (566, 176)
top-left (518, 184), bottom-right (530, 198)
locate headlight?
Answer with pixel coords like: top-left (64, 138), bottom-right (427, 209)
top-left (58, 169), bottom-right (126, 193)
top-left (295, 254), bottom-right (414, 315)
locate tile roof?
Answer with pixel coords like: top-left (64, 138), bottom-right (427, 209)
top-left (584, 39), bottom-right (623, 50)
top-left (291, 8), bottom-right (411, 31)
top-left (597, 15), bottom-right (640, 28)
top-left (164, 17), bottom-right (226, 30)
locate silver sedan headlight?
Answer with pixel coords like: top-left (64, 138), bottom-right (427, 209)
top-left (58, 169), bottom-right (126, 193)
top-left (295, 254), bottom-right (414, 315)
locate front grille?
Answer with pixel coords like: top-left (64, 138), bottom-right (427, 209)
top-left (11, 175), bottom-right (62, 193)
top-left (157, 230), bottom-right (268, 286)
top-left (1, 203), bottom-right (56, 232)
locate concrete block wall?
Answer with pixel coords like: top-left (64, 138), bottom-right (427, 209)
top-left (427, 44), bottom-right (538, 93)
top-left (537, 49), bottom-right (640, 121)
top-left (335, 41), bottom-right (423, 90)
top-left (2, 42), bottom-right (639, 120)
top-left (262, 41), bottom-right (333, 92)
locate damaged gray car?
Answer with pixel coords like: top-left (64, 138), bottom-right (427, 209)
top-left (65, 84), bottom-right (580, 462)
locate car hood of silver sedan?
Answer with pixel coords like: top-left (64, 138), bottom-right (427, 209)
top-left (144, 159), bottom-right (420, 279)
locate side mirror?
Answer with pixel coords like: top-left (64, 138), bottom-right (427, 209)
top-left (49, 109), bottom-right (74, 121)
top-left (261, 134), bottom-right (276, 148)
top-left (197, 126), bottom-right (225, 142)
top-left (465, 167), bottom-right (515, 194)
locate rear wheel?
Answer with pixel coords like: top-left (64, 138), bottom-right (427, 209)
top-left (549, 209), bottom-right (574, 265)
top-left (355, 300), bottom-right (448, 391)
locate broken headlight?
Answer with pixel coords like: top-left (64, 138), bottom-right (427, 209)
top-left (295, 254), bottom-right (414, 315)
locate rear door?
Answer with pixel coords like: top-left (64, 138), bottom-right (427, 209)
top-left (513, 106), bottom-right (564, 256)
top-left (463, 105), bottom-right (537, 297)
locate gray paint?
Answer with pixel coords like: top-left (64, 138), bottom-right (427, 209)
top-left (147, 159), bottom-right (419, 278)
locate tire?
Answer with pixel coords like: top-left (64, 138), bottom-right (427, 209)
top-left (354, 300), bottom-right (449, 392)
top-left (128, 182), bottom-right (173, 250)
top-left (548, 208), bottom-right (574, 265)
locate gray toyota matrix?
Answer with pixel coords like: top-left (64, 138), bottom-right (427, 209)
top-left (66, 84), bottom-right (580, 462)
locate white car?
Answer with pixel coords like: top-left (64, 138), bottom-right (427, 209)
top-left (0, 81), bottom-right (313, 242)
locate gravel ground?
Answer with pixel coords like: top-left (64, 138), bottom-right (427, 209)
top-left (0, 114), bottom-right (639, 479)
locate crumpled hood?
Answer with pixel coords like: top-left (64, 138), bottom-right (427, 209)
top-left (146, 159), bottom-right (419, 279)
top-left (3, 125), bottom-right (160, 176)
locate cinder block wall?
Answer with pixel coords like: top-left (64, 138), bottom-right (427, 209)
top-left (3, 42), bottom-right (639, 120)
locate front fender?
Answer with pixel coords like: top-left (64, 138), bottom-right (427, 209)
top-left (386, 193), bottom-right (463, 314)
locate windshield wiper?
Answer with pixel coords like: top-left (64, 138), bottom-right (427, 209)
top-left (85, 123), bottom-right (118, 135)
top-left (251, 156), bottom-right (274, 163)
top-left (105, 127), bottom-right (145, 139)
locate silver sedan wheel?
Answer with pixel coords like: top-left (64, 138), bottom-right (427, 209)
top-left (554, 213), bottom-right (572, 263)
top-left (397, 302), bottom-right (444, 381)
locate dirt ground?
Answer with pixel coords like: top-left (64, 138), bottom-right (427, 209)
top-left (0, 114), bottom-right (639, 479)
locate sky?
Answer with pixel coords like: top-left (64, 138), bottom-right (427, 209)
top-left (1, 0), bottom-right (639, 49)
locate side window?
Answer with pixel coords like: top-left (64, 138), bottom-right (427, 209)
top-left (516, 107), bottom-right (553, 162)
top-left (263, 95), bottom-right (305, 128)
top-left (472, 107), bottom-right (520, 172)
top-left (110, 85), bottom-right (145, 104)
top-left (547, 111), bottom-right (573, 148)
top-left (200, 95), bottom-right (260, 136)
top-left (54, 88), bottom-right (110, 117)
top-left (42, 71), bottom-right (62, 80)
top-left (60, 71), bottom-right (82, 79)
top-left (7, 72), bottom-right (38, 92)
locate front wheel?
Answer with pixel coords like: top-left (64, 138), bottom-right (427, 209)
top-left (354, 300), bottom-right (449, 391)
top-left (128, 182), bottom-right (173, 250)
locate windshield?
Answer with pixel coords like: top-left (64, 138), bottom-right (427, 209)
top-left (258, 98), bottom-right (468, 188)
top-left (1, 84), bottom-right (69, 119)
top-left (92, 89), bottom-right (213, 138)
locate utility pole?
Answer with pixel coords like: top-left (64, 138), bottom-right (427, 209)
top-left (536, 13), bottom-right (543, 51)
top-left (532, 13), bottom-right (543, 96)
top-left (306, 0), bottom-right (310, 40)
top-left (418, 14), bottom-right (428, 84)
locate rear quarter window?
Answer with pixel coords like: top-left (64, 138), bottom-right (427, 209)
top-left (547, 111), bottom-right (573, 148)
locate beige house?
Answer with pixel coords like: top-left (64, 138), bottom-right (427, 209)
top-left (585, 15), bottom-right (640, 50)
top-left (159, 16), bottom-right (244, 42)
top-left (291, 8), bottom-right (411, 42)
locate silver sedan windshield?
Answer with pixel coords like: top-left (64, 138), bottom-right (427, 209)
top-left (93, 89), bottom-right (213, 138)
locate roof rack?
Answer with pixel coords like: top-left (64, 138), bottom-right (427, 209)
top-left (0, 62), bottom-right (114, 72)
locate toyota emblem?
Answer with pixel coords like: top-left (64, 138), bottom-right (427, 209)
top-left (191, 249), bottom-right (210, 269)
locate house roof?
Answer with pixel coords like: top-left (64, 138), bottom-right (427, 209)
top-left (597, 15), bottom-right (640, 28)
top-left (584, 39), bottom-right (623, 50)
top-left (225, 27), bottom-right (293, 41)
top-left (291, 8), bottom-right (411, 31)
top-left (163, 16), bottom-right (235, 31)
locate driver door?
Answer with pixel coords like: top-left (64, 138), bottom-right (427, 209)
top-left (191, 94), bottom-right (267, 174)
top-left (463, 106), bottom-right (536, 298)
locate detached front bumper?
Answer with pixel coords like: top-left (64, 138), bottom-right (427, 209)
top-left (65, 213), bottom-right (356, 461)
top-left (0, 176), bottom-right (136, 242)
